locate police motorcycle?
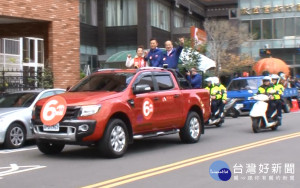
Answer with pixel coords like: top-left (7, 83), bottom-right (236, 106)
top-left (224, 98), bottom-right (241, 118)
top-left (205, 77), bottom-right (225, 127)
top-left (250, 81), bottom-right (280, 133)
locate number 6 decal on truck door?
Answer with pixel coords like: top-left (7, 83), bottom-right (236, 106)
top-left (143, 98), bottom-right (154, 120)
top-left (40, 96), bottom-right (67, 126)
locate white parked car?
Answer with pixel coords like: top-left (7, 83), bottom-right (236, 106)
top-left (0, 89), bottom-right (65, 149)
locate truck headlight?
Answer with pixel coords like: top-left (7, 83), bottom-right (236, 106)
top-left (80, 105), bottom-right (101, 117)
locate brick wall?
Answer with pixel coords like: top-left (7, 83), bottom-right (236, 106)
top-left (0, 0), bottom-right (80, 89)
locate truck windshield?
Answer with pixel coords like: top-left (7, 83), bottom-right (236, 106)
top-left (227, 79), bottom-right (262, 91)
top-left (69, 73), bottom-right (135, 92)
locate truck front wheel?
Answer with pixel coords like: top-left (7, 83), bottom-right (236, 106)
top-left (180, 111), bottom-right (201, 143)
top-left (37, 140), bottom-right (65, 154)
top-left (98, 119), bottom-right (129, 158)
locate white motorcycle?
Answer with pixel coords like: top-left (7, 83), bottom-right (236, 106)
top-left (250, 94), bottom-right (279, 133)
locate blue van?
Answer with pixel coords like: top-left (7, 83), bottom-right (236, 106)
top-left (227, 76), bottom-right (299, 115)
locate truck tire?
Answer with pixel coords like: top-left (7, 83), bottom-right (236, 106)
top-left (37, 140), bottom-right (65, 154)
top-left (98, 118), bottom-right (129, 158)
top-left (4, 123), bottom-right (26, 149)
top-left (180, 111), bottom-right (201, 143)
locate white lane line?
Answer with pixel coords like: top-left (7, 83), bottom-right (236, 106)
top-left (0, 147), bottom-right (37, 154)
top-left (0, 164), bottom-right (46, 178)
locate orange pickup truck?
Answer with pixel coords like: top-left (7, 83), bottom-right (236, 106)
top-left (32, 68), bottom-right (210, 158)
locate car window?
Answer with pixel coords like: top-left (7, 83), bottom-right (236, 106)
top-left (55, 90), bottom-right (65, 95)
top-left (135, 75), bottom-right (154, 91)
top-left (40, 91), bottom-right (56, 100)
top-left (173, 71), bottom-right (191, 89)
top-left (155, 75), bottom-right (174, 91)
top-left (228, 79), bottom-right (261, 91)
top-left (0, 92), bottom-right (38, 108)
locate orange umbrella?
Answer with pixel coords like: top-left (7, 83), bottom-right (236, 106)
top-left (253, 57), bottom-right (290, 76)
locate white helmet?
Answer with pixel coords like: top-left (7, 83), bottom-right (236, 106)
top-left (279, 73), bottom-right (286, 80)
top-left (262, 76), bottom-right (271, 82)
top-left (205, 77), bottom-right (219, 84)
top-left (205, 77), bottom-right (213, 83)
top-left (212, 77), bottom-right (220, 84)
top-left (271, 74), bottom-right (280, 80)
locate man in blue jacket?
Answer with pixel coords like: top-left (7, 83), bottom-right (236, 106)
top-left (162, 37), bottom-right (184, 69)
top-left (144, 38), bottom-right (163, 67)
top-left (186, 67), bottom-right (202, 88)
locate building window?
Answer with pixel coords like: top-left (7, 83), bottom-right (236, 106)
top-left (252, 20), bottom-right (261, 40)
top-left (174, 11), bottom-right (184, 28)
top-left (262, 19), bottom-right (272, 39)
top-left (185, 16), bottom-right (200, 28)
top-left (229, 8), bottom-right (238, 19)
top-left (80, 0), bottom-right (98, 26)
top-left (285, 18), bottom-right (294, 36)
top-left (80, 0), bottom-right (87, 23)
top-left (274, 18), bottom-right (284, 39)
top-left (22, 38), bottom-right (44, 64)
top-left (106, 0), bottom-right (137, 26)
top-left (241, 21), bottom-right (251, 34)
top-left (296, 17), bottom-right (300, 36)
top-left (151, 0), bottom-right (170, 31)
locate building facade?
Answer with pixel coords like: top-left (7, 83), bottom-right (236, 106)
top-left (0, 0), bottom-right (80, 89)
top-left (80, 0), bottom-right (237, 70)
top-left (239, 0), bottom-right (300, 76)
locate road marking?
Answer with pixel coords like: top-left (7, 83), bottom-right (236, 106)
top-left (0, 164), bottom-right (46, 178)
top-left (0, 147), bottom-right (37, 154)
top-left (82, 132), bottom-right (300, 188)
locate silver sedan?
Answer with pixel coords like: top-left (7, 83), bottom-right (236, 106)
top-left (0, 89), bottom-right (65, 149)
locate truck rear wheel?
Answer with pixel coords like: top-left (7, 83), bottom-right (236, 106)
top-left (37, 140), bottom-right (65, 154)
top-left (180, 111), bottom-right (201, 143)
top-left (98, 118), bottom-right (129, 158)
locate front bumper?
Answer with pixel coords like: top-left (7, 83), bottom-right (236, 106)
top-left (33, 119), bottom-right (96, 143)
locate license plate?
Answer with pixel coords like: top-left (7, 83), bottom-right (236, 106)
top-left (235, 103), bottom-right (244, 109)
top-left (43, 123), bottom-right (59, 132)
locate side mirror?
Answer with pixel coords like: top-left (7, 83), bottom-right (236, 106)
top-left (133, 84), bottom-right (151, 94)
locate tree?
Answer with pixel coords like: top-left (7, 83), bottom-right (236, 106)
top-left (220, 53), bottom-right (255, 75)
top-left (204, 19), bottom-right (252, 76)
top-left (179, 38), bottom-right (207, 73)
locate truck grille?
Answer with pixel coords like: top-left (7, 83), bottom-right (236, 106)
top-left (35, 106), bottom-right (81, 121)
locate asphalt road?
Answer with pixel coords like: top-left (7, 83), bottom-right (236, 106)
top-left (1, 111), bottom-right (299, 188)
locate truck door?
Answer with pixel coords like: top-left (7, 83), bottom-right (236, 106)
top-left (132, 72), bottom-right (160, 133)
top-left (153, 73), bottom-right (183, 129)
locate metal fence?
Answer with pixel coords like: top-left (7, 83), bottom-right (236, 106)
top-left (0, 70), bottom-right (47, 93)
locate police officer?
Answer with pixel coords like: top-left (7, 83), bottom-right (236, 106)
top-left (205, 77), bottom-right (222, 120)
top-left (271, 74), bottom-right (284, 125)
top-left (257, 76), bottom-right (276, 122)
top-left (214, 77), bottom-right (227, 116)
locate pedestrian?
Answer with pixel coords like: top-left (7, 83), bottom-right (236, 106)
top-left (126, 46), bottom-right (148, 69)
top-left (162, 37), bottom-right (184, 69)
top-left (186, 67), bottom-right (202, 88)
top-left (144, 38), bottom-right (163, 67)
